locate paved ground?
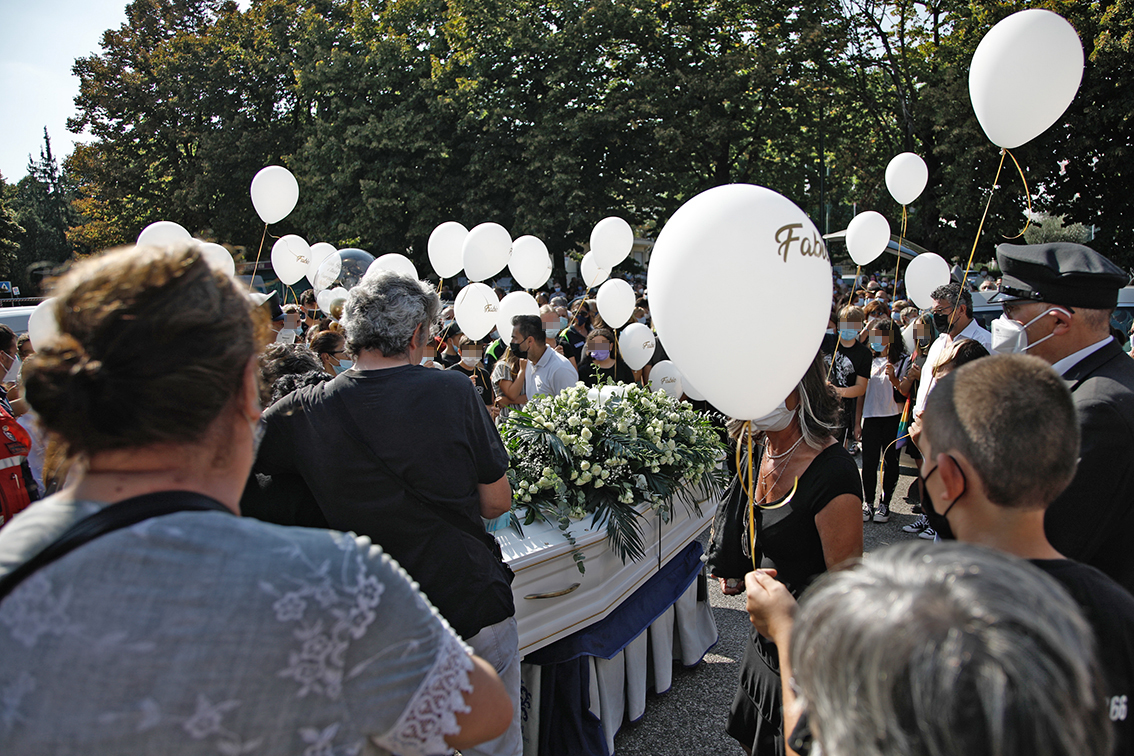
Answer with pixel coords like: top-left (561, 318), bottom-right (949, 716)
top-left (612, 448), bottom-right (924, 755)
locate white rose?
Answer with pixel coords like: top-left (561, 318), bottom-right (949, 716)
top-left (580, 461), bottom-right (590, 471)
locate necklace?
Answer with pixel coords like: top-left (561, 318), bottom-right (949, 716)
top-left (757, 439), bottom-right (802, 504)
top-left (765, 434), bottom-right (804, 460)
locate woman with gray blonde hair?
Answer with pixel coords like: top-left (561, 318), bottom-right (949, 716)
top-left (708, 350), bottom-right (863, 756)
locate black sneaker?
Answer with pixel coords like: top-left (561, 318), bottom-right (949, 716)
top-left (873, 504), bottom-right (890, 523)
top-left (862, 502), bottom-right (872, 522)
top-left (917, 525), bottom-right (938, 540)
top-left (902, 514), bottom-right (929, 533)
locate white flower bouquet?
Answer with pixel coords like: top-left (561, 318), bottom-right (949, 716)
top-left (498, 382), bottom-right (728, 572)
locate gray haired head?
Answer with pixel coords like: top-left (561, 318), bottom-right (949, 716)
top-left (791, 541), bottom-right (1111, 756)
top-left (341, 269), bottom-right (440, 357)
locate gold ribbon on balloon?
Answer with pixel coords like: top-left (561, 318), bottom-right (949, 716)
top-left (948, 148), bottom-right (1031, 333)
top-left (892, 206), bottom-right (907, 301)
top-left (249, 223), bottom-right (268, 291)
top-left (736, 420), bottom-right (800, 572)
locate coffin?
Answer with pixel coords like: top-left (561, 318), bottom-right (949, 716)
top-left (499, 487), bottom-right (716, 658)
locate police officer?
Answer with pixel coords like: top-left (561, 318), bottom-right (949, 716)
top-left (990, 242), bottom-right (1134, 594)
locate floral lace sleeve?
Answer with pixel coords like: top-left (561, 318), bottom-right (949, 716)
top-left (371, 628), bottom-right (474, 756)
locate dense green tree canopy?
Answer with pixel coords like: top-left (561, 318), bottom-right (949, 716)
top-left (42, 0), bottom-right (1134, 275)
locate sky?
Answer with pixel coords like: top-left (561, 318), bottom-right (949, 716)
top-left (0, 0), bottom-right (131, 182)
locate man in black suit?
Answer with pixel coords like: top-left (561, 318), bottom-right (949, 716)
top-left (991, 242), bottom-right (1134, 593)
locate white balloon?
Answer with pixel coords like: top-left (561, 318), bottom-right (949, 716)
top-left (649, 360), bottom-right (683, 399)
top-left (596, 278), bottom-right (636, 329)
top-left (368, 253), bottom-right (419, 281)
top-left (250, 165), bottom-right (299, 225)
top-left (580, 251), bottom-right (610, 289)
top-left (508, 235), bottom-right (553, 290)
top-left (462, 223), bottom-right (512, 282)
top-left (885, 152), bottom-right (929, 205)
top-left (198, 242), bottom-right (236, 278)
top-left (28, 298), bottom-right (60, 350)
top-left (969, 9), bottom-right (1084, 149)
top-left (271, 234), bottom-right (310, 286)
top-left (590, 216), bottom-right (634, 269)
top-left (495, 291), bottom-right (540, 341)
top-left (846, 211), bottom-right (891, 266)
top-left (682, 374), bottom-right (706, 402)
top-left (429, 221), bottom-right (468, 279)
top-left (314, 248), bottom-right (373, 291)
top-left (647, 184), bottom-right (831, 420)
top-left (317, 286), bottom-right (349, 317)
top-left (306, 242), bottom-right (336, 287)
top-left (618, 322), bottom-right (655, 371)
top-left (454, 283), bottom-right (501, 340)
top-left (137, 221), bottom-right (191, 248)
top-left (905, 253), bottom-right (952, 310)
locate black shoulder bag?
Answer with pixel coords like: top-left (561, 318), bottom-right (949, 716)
top-left (0, 491), bottom-right (231, 603)
top-left (332, 393), bottom-right (514, 584)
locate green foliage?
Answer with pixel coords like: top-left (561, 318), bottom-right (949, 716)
top-left (499, 382), bottom-right (728, 571)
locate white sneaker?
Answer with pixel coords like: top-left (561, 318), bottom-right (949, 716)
top-left (862, 502), bottom-right (872, 522)
top-left (873, 504), bottom-right (890, 523)
top-left (917, 525), bottom-right (938, 540)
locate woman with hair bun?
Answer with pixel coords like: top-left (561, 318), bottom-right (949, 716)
top-left (0, 243), bottom-right (511, 754)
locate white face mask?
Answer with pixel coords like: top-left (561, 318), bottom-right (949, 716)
top-left (749, 399), bottom-right (797, 433)
top-left (2, 353), bottom-right (20, 384)
top-left (991, 307), bottom-right (1069, 355)
top-left (460, 354), bottom-right (476, 367)
top-left (275, 328), bottom-right (297, 344)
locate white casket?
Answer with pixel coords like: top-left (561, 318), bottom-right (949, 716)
top-left (499, 488), bottom-right (716, 657)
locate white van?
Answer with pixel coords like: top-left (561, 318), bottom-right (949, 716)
top-left (0, 306), bottom-right (37, 336)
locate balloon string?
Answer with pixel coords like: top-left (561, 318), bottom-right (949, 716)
top-left (949, 149), bottom-right (1007, 334)
top-left (286, 284), bottom-right (298, 305)
top-left (745, 422), bottom-right (757, 572)
top-left (892, 206), bottom-right (907, 301)
top-left (250, 222), bottom-right (268, 291)
top-left (876, 433), bottom-right (909, 494)
top-left (1002, 149), bottom-right (1033, 240)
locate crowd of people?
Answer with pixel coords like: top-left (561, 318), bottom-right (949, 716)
top-left (0, 237), bottom-right (1133, 756)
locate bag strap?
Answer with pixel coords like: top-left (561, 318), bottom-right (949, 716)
top-left (0, 490), bottom-right (231, 603)
top-left (331, 391), bottom-right (505, 556)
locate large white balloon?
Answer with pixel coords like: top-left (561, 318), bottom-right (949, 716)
top-left (462, 223), bottom-right (512, 282)
top-left (846, 211), bottom-right (891, 266)
top-left (969, 9), bottom-right (1084, 149)
top-left (905, 253), bottom-right (951, 309)
top-left (198, 242), bottom-right (236, 278)
top-left (596, 278), bottom-right (636, 329)
top-left (682, 374), bottom-right (706, 402)
top-left (495, 291), bottom-right (540, 341)
top-left (454, 283), bottom-right (501, 341)
top-left (368, 253), bottom-right (419, 281)
top-left (647, 184), bottom-right (831, 420)
top-left (649, 360), bottom-right (683, 399)
top-left (271, 234), bottom-right (311, 286)
top-left (590, 216), bottom-right (634, 269)
top-left (885, 153), bottom-right (929, 205)
top-left (28, 298), bottom-right (60, 350)
top-left (306, 242), bottom-right (337, 287)
top-left (429, 221), bottom-right (468, 279)
top-left (250, 165), bottom-right (300, 225)
top-left (618, 323), bottom-right (655, 371)
top-left (137, 221), bottom-right (191, 248)
top-left (508, 235), bottom-right (552, 290)
top-left (580, 251), bottom-right (610, 289)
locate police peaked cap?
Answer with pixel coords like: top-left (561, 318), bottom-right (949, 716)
top-left (991, 243), bottom-right (1129, 309)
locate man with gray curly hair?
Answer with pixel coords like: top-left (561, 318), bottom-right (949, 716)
top-left (253, 269), bottom-right (522, 756)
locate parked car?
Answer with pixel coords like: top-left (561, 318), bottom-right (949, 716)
top-left (0, 306), bottom-right (37, 336)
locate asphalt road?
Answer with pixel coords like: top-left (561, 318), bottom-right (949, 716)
top-left (612, 448), bottom-right (924, 756)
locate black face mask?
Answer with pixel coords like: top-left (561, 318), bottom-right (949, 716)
top-left (918, 457), bottom-right (964, 541)
top-left (931, 311), bottom-right (952, 334)
top-left (509, 340), bottom-right (528, 359)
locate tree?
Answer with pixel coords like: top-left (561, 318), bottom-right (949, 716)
top-left (0, 174), bottom-right (25, 282)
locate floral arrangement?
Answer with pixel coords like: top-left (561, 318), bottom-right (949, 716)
top-left (498, 382), bottom-right (728, 572)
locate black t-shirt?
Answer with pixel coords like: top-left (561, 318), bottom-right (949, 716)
top-left (754, 443), bottom-right (864, 597)
top-left (435, 349), bottom-right (461, 368)
top-left (1031, 558), bottom-right (1134, 754)
top-left (561, 328), bottom-right (588, 364)
top-left (449, 361), bottom-right (494, 406)
top-left (825, 339), bottom-right (871, 429)
top-left (254, 365), bottom-right (513, 639)
top-left (578, 354), bottom-right (635, 387)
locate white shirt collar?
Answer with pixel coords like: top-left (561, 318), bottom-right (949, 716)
top-left (1052, 336), bottom-right (1113, 376)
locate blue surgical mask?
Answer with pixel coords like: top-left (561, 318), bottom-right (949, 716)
top-left (839, 328), bottom-right (858, 341)
top-left (870, 341), bottom-right (885, 353)
top-left (334, 358), bottom-right (352, 374)
top-left (559, 316), bottom-right (569, 330)
top-left (545, 327), bottom-right (559, 338)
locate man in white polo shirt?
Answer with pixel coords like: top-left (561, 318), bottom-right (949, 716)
top-left (510, 314), bottom-right (578, 399)
top-left (913, 282), bottom-right (993, 419)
